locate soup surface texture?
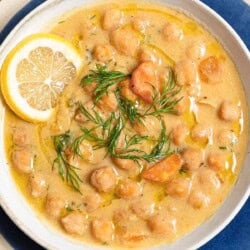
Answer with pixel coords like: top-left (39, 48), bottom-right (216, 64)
top-left (3, 1), bottom-right (248, 249)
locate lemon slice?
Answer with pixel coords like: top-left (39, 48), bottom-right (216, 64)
top-left (1, 33), bottom-right (83, 122)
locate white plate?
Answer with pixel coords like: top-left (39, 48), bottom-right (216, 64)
top-left (0, 0), bottom-right (249, 249)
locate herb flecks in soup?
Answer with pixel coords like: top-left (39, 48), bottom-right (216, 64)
top-left (3, 1), bottom-right (248, 249)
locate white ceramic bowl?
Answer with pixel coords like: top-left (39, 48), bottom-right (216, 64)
top-left (0, 0), bottom-right (249, 249)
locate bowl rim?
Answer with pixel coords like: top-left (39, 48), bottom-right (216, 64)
top-left (0, 0), bottom-right (249, 250)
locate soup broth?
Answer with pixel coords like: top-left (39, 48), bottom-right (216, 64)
top-left (3, 1), bottom-right (248, 249)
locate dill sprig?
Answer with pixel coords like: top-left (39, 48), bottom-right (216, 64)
top-left (81, 64), bottom-right (130, 103)
top-left (78, 102), bottom-right (115, 136)
top-left (108, 118), bottom-right (172, 162)
top-left (72, 103), bottom-right (116, 157)
top-left (52, 132), bottom-right (82, 193)
top-left (144, 68), bottom-right (182, 117)
top-left (115, 68), bottom-right (182, 124)
top-left (124, 134), bottom-right (149, 149)
top-left (115, 87), bottom-right (142, 124)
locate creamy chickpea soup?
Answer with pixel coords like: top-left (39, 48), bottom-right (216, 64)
top-left (3, 1), bottom-right (248, 249)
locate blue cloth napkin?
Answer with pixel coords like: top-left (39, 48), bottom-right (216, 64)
top-left (0, 0), bottom-right (249, 249)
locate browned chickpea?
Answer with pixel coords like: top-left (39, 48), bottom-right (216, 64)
top-left (186, 83), bottom-right (201, 97)
top-left (93, 44), bottom-right (114, 62)
top-left (84, 193), bottom-right (102, 212)
top-left (82, 82), bottom-right (97, 95)
top-left (217, 129), bottom-right (237, 146)
top-left (199, 56), bottom-right (223, 83)
top-left (111, 29), bottom-right (140, 56)
top-left (182, 148), bottom-right (203, 172)
top-left (218, 101), bottom-right (240, 122)
top-left (173, 94), bottom-right (189, 115)
top-left (12, 148), bottom-right (33, 174)
top-left (162, 23), bottom-right (183, 42)
top-left (102, 8), bottom-right (122, 31)
top-left (207, 151), bottom-right (227, 171)
top-left (174, 60), bottom-right (198, 86)
top-left (12, 127), bottom-right (28, 146)
top-left (166, 177), bottom-right (191, 199)
top-left (139, 47), bottom-right (158, 64)
top-left (61, 211), bottom-right (87, 235)
top-left (186, 42), bottom-right (206, 61)
top-left (91, 219), bottom-right (114, 243)
top-left (119, 79), bottom-right (137, 102)
top-left (29, 173), bottom-right (47, 198)
top-left (112, 157), bottom-right (138, 170)
top-left (133, 115), bottom-right (161, 137)
top-left (130, 61), bottom-right (156, 104)
top-left (97, 92), bottom-right (118, 112)
top-left (198, 167), bottom-right (221, 190)
top-left (147, 214), bottom-right (176, 235)
top-left (188, 189), bottom-right (210, 209)
top-left (130, 200), bottom-right (155, 219)
top-left (46, 196), bottom-right (65, 218)
top-left (116, 179), bottom-right (142, 200)
top-left (132, 15), bottom-right (150, 33)
top-left (172, 123), bottom-right (189, 146)
top-left (191, 124), bottom-right (212, 144)
top-left (90, 167), bottom-right (117, 193)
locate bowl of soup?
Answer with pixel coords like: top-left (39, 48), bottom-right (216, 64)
top-left (0, 0), bottom-right (249, 249)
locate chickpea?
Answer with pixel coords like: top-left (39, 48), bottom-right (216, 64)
top-left (188, 189), bottom-right (210, 209)
top-left (67, 141), bottom-right (93, 165)
top-left (199, 56), bottom-right (223, 83)
top-left (93, 44), bottom-right (113, 62)
top-left (172, 123), bottom-right (189, 146)
top-left (102, 8), bottom-right (122, 31)
top-left (119, 79), bottom-right (137, 102)
top-left (186, 42), bottom-right (206, 60)
top-left (218, 101), bottom-right (240, 122)
top-left (130, 62), bottom-right (156, 103)
top-left (12, 127), bottom-right (28, 146)
top-left (147, 214), bottom-right (176, 235)
top-left (12, 148), bottom-right (33, 174)
top-left (162, 23), bottom-right (183, 42)
top-left (61, 211), bottom-right (87, 235)
top-left (97, 92), bottom-right (118, 112)
top-left (130, 200), bottom-right (155, 219)
top-left (79, 141), bottom-right (94, 162)
top-left (113, 209), bottom-right (138, 240)
top-left (111, 29), bottom-right (140, 56)
top-left (198, 167), bottom-right (221, 190)
top-left (74, 111), bottom-right (86, 123)
top-left (133, 115), bottom-right (161, 137)
top-left (207, 151), bottom-right (227, 171)
top-left (29, 173), bottom-right (47, 198)
top-left (112, 157), bottom-right (138, 170)
top-left (186, 83), bottom-right (201, 97)
top-left (174, 59), bottom-right (198, 86)
top-left (217, 129), bottom-right (237, 146)
top-left (116, 179), bottom-right (142, 200)
top-left (182, 148), bottom-right (203, 172)
top-left (132, 15), bottom-right (150, 33)
top-left (91, 219), bottom-right (114, 243)
top-left (191, 124), bottom-right (212, 144)
top-left (139, 47), bottom-right (159, 64)
top-left (46, 196), bottom-right (65, 218)
top-left (82, 82), bottom-right (97, 96)
top-left (166, 177), bottom-right (191, 199)
top-left (84, 193), bottom-right (102, 212)
top-left (113, 209), bottom-right (134, 226)
top-left (90, 167), bottom-right (117, 193)
top-left (174, 94), bottom-right (188, 115)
